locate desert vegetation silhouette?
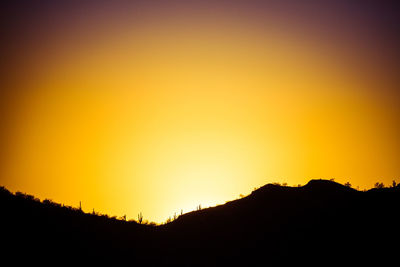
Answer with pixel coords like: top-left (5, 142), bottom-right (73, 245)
top-left (1, 179), bottom-right (399, 265)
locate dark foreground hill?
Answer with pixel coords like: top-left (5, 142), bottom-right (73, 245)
top-left (1, 180), bottom-right (399, 265)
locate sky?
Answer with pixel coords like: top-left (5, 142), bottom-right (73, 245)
top-left (1, 0), bottom-right (400, 223)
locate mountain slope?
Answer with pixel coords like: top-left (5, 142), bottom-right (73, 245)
top-left (162, 180), bottom-right (399, 264)
top-left (1, 180), bottom-right (399, 265)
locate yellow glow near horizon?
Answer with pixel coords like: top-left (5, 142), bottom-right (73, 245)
top-left (1, 15), bottom-right (399, 223)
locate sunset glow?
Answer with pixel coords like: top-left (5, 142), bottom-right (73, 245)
top-left (1, 1), bottom-right (399, 223)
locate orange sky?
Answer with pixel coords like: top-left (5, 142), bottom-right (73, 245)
top-left (1, 1), bottom-right (399, 223)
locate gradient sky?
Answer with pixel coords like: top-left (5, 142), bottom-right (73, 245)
top-left (1, 1), bottom-right (400, 223)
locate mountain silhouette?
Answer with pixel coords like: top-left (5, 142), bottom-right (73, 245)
top-left (1, 179), bottom-right (399, 265)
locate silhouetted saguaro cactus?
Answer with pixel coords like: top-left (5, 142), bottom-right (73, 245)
top-left (138, 212), bottom-right (143, 224)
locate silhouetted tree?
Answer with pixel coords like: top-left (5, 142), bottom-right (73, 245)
top-left (374, 182), bottom-right (384, 189)
top-left (392, 180), bottom-right (397, 188)
top-left (344, 182), bottom-right (352, 188)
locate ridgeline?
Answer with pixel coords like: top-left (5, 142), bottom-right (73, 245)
top-left (1, 179), bottom-right (399, 265)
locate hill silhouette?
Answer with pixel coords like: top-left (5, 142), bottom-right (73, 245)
top-left (1, 179), bottom-right (399, 265)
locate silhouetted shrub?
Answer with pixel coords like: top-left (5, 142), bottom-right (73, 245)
top-left (43, 199), bottom-right (53, 205)
top-left (344, 182), bottom-right (352, 188)
top-left (0, 186), bottom-right (9, 193)
top-left (15, 191), bottom-right (25, 198)
top-left (64, 205), bottom-right (75, 211)
top-left (374, 182), bottom-right (384, 189)
top-left (14, 191), bottom-right (38, 201)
